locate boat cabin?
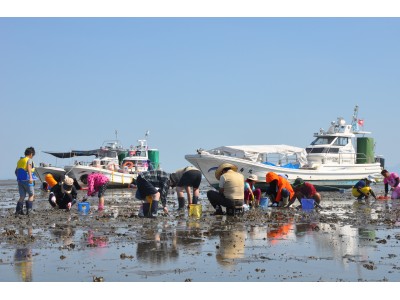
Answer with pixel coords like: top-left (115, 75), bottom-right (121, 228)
top-left (305, 118), bottom-right (360, 167)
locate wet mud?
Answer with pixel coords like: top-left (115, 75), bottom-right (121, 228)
top-left (1, 180), bottom-right (400, 282)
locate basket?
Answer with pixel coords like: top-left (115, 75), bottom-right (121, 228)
top-left (189, 204), bottom-right (202, 219)
top-left (301, 198), bottom-right (315, 210)
top-left (78, 202), bottom-right (90, 214)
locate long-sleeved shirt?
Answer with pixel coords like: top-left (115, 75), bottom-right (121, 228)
top-left (138, 170), bottom-right (170, 207)
top-left (87, 173), bottom-right (109, 197)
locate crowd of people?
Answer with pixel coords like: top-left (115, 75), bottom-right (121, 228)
top-left (15, 146), bottom-right (396, 217)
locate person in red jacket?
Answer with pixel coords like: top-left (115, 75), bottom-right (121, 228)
top-left (290, 178), bottom-right (322, 208)
top-left (265, 172), bottom-right (294, 207)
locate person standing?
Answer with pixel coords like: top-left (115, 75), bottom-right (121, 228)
top-left (15, 147), bottom-right (38, 215)
top-left (265, 171), bottom-right (295, 207)
top-left (133, 170), bottom-right (170, 217)
top-left (48, 175), bottom-right (77, 210)
top-left (169, 166), bottom-right (202, 210)
top-left (206, 163), bottom-right (244, 215)
top-left (290, 178), bottom-right (322, 208)
top-left (81, 173), bottom-right (110, 211)
top-left (381, 169), bottom-right (400, 199)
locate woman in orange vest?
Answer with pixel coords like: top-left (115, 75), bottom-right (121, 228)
top-left (265, 172), bottom-right (294, 207)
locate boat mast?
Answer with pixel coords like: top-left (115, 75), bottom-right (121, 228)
top-left (351, 105), bottom-right (359, 132)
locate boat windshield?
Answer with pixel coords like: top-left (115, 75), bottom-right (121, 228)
top-left (310, 137), bottom-right (336, 145)
top-left (333, 137), bottom-right (349, 146)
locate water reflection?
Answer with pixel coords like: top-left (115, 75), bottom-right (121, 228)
top-left (136, 222), bottom-right (178, 264)
top-left (50, 224), bottom-right (76, 247)
top-left (267, 212), bottom-right (294, 245)
top-left (13, 227), bottom-right (33, 282)
top-left (211, 223), bottom-right (246, 270)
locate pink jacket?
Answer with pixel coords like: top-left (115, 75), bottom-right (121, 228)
top-left (87, 173), bottom-right (109, 196)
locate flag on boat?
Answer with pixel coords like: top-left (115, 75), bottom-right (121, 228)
top-left (357, 119), bottom-right (364, 126)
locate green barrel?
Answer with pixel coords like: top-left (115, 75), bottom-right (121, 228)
top-left (148, 149), bottom-right (160, 169)
top-left (118, 151), bottom-right (129, 165)
top-left (356, 137), bottom-right (375, 164)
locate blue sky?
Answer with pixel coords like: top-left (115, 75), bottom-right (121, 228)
top-left (1, 17), bottom-right (399, 179)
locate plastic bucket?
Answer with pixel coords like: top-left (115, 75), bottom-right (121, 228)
top-left (301, 198), bottom-right (315, 210)
top-left (78, 202), bottom-right (90, 214)
top-left (189, 204), bottom-right (202, 219)
top-left (260, 197), bottom-right (269, 209)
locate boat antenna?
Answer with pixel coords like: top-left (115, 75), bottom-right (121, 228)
top-left (351, 105), bottom-right (359, 132)
top-left (115, 130), bottom-right (118, 140)
top-left (145, 130), bottom-right (150, 138)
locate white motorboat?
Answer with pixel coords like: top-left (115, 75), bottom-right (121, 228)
top-left (185, 106), bottom-right (384, 191)
top-left (66, 139), bottom-right (160, 188)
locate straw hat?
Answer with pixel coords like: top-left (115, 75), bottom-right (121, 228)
top-left (215, 163), bottom-right (238, 180)
top-left (247, 174), bottom-right (258, 181)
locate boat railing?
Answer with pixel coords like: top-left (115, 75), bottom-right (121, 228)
top-left (308, 151), bottom-right (377, 164)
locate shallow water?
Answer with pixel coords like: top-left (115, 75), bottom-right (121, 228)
top-left (0, 180), bottom-right (400, 282)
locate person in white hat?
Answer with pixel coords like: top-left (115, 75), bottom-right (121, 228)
top-left (206, 163), bottom-right (244, 215)
top-left (48, 175), bottom-right (78, 210)
top-left (352, 175), bottom-right (377, 202)
top-left (244, 174), bottom-right (261, 206)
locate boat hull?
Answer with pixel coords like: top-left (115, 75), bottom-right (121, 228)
top-left (185, 153), bottom-right (383, 191)
top-left (65, 165), bottom-right (136, 188)
top-left (34, 166), bottom-right (66, 183)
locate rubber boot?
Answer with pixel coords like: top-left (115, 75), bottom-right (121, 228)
top-left (142, 202), bottom-right (151, 217)
top-left (177, 197), bottom-right (185, 210)
top-left (150, 200), bottom-right (159, 218)
top-left (192, 196), bottom-right (199, 205)
top-left (25, 201), bottom-right (33, 216)
top-left (15, 201), bottom-right (24, 215)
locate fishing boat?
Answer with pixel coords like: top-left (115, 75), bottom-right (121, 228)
top-left (185, 106), bottom-right (384, 191)
top-left (35, 133), bottom-right (161, 189)
top-left (67, 139), bottom-right (160, 188)
top-left (34, 140), bottom-right (125, 188)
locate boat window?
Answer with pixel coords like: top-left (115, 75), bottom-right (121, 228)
top-left (333, 137), bottom-right (348, 146)
top-left (310, 137), bottom-right (336, 145)
top-left (306, 147), bottom-right (339, 153)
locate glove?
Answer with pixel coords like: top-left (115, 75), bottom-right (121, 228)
top-left (67, 202), bottom-right (72, 210)
top-left (51, 195), bottom-right (56, 203)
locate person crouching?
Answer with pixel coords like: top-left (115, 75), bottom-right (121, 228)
top-left (48, 175), bottom-right (77, 210)
top-left (206, 163), bottom-right (244, 215)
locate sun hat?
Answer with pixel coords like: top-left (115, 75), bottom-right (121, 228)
top-left (365, 175), bottom-right (376, 183)
top-left (63, 175), bottom-right (74, 192)
top-left (215, 163), bottom-right (238, 180)
top-left (247, 174), bottom-right (258, 181)
top-left (293, 178), bottom-right (304, 187)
